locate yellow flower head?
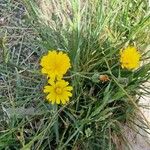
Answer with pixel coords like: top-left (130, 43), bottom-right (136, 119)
top-left (40, 51), bottom-right (71, 80)
top-left (44, 79), bottom-right (73, 104)
top-left (120, 46), bottom-right (141, 70)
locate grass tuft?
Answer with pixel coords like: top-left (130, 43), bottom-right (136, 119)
top-left (0, 0), bottom-right (150, 149)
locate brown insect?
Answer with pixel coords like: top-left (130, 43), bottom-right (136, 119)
top-left (99, 74), bottom-right (110, 82)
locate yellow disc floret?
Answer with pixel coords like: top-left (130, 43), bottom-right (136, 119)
top-left (43, 79), bottom-right (73, 105)
top-left (40, 50), bottom-right (71, 80)
top-left (120, 46), bottom-right (141, 70)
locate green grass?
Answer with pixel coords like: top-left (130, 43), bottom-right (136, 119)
top-left (0, 0), bottom-right (150, 149)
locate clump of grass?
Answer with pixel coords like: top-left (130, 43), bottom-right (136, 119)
top-left (0, 0), bottom-right (150, 149)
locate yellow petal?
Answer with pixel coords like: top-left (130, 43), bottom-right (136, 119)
top-left (55, 96), bottom-right (60, 104)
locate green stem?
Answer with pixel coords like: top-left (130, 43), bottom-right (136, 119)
top-left (53, 104), bottom-right (59, 144)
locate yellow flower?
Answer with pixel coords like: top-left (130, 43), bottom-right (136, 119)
top-left (44, 79), bottom-right (73, 104)
top-left (120, 46), bottom-right (141, 70)
top-left (40, 51), bottom-right (71, 80)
